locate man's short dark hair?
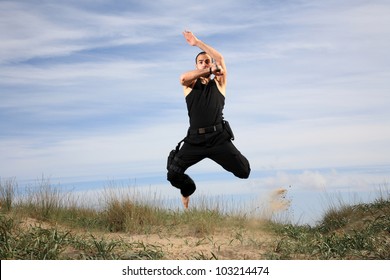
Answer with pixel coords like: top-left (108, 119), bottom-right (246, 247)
top-left (195, 51), bottom-right (207, 63)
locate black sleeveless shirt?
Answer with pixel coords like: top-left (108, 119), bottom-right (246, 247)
top-left (185, 79), bottom-right (225, 129)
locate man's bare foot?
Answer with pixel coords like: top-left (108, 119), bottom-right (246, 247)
top-left (181, 196), bottom-right (190, 209)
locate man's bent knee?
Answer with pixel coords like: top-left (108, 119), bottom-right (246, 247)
top-left (234, 155), bottom-right (251, 179)
top-left (234, 167), bottom-right (250, 179)
top-left (234, 156), bottom-right (251, 179)
top-left (167, 171), bottom-right (196, 197)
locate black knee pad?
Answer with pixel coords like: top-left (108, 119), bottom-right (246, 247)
top-left (167, 171), bottom-right (196, 197)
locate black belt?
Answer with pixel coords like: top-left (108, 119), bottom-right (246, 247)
top-left (189, 123), bottom-right (223, 135)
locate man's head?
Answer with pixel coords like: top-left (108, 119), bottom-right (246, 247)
top-left (195, 51), bottom-right (212, 70)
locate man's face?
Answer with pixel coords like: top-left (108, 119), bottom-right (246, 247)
top-left (196, 54), bottom-right (212, 70)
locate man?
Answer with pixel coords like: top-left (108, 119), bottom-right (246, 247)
top-left (167, 31), bottom-right (250, 208)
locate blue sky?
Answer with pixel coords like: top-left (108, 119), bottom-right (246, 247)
top-left (1, 0), bottom-right (390, 223)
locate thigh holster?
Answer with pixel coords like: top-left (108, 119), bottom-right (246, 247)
top-left (166, 138), bottom-right (196, 197)
top-left (166, 139), bottom-right (185, 173)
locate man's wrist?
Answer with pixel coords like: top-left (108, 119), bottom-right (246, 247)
top-left (194, 39), bottom-right (202, 48)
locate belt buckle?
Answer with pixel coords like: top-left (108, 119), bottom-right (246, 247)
top-left (198, 128), bottom-right (206, 134)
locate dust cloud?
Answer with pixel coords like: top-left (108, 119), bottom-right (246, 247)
top-left (248, 187), bottom-right (292, 221)
top-left (268, 188), bottom-right (291, 212)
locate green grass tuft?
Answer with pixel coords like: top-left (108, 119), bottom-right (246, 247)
top-left (1, 177), bottom-right (389, 259)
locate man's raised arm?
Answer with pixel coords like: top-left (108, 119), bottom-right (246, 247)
top-left (180, 31), bottom-right (227, 92)
top-left (183, 31), bottom-right (226, 70)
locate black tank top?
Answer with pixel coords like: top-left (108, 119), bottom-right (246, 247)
top-left (185, 79), bottom-right (225, 129)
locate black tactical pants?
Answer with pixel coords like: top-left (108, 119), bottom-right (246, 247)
top-left (167, 128), bottom-right (250, 197)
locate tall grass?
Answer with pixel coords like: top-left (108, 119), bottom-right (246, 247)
top-left (0, 177), bottom-right (245, 259)
top-left (1, 177), bottom-right (248, 236)
top-left (0, 177), bottom-right (17, 211)
top-left (267, 190), bottom-right (390, 259)
top-left (99, 186), bottom-right (162, 233)
top-left (23, 177), bottom-right (66, 219)
top-left (1, 177), bottom-right (389, 259)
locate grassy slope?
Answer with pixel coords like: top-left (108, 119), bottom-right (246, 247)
top-left (1, 178), bottom-right (389, 259)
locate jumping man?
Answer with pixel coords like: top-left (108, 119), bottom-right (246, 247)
top-left (167, 31), bottom-right (251, 208)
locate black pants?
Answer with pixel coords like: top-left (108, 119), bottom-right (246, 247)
top-left (167, 129), bottom-right (250, 197)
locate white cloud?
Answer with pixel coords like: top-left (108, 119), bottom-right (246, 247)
top-left (0, 60), bottom-right (157, 86)
top-left (0, 2), bottom-right (189, 66)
